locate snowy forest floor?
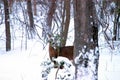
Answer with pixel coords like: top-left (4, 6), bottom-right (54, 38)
top-left (98, 42), bottom-right (120, 80)
top-left (0, 40), bottom-right (120, 80)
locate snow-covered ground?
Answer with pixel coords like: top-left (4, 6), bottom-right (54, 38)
top-left (99, 54), bottom-right (120, 80)
top-left (0, 39), bottom-right (120, 80)
top-left (98, 41), bottom-right (120, 80)
top-left (0, 40), bottom-right (47, 80)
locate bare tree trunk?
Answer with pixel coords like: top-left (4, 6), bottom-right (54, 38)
top-left (61, 0), bottom-right (70, 46)
top-left (46, 0), bottom-right (56, 32)
top-left (3, 0), bottom-right (11, 51)
top-left (113, 0), bottom-right (120, 40)
top-left (73, 0), bottom-right (99, 80)
top-left (42, 0), bottom-right (56, 40)
top-left (33, 0), bottom-right (37, 15)
top-left (27, 0), bottom-right (35, 38)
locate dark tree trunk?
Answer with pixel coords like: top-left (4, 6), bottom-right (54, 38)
top-left (27, 0), bottom-right (35, 38)
top-left (60, 0), bottom-right (70, 46)
top-left (3, 0), bottom-right (11, 51)
top-left (73, 0), bottom-right (99, 80)
top-left (113, 1), bottom-right (120, 40)
top-left (33, 0), bottom-right (37, 15)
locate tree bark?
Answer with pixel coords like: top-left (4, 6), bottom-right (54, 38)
top-left (33, 0), bottom-right (37, 15)
top-left (3, 0), bottom-right (11, 51)
top-left (61, 0), bottom-right (70, 46)
top-left (113, 0), bottom-right (120, 40)
top-left (27, 0), bottom-right (35, 38)
top-left (73, 0), bottom-right (99, 80)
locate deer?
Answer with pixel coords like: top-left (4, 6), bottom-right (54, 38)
top-left (49, 42), bottom-right (58, 61)
top-left (49, 41), bottom-right (74, 61)
top-left (49, 42), bottom-right (74, 69)
top-left (48, 33), bottom-right (74, 68)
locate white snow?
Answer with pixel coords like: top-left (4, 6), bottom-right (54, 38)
top-left (1, 35), bottom-right (120, 80)
top-left (98, 41), bottom-right (120, 80)
top-left (0, 40), bottom-right (48, 80)
top-left (48, 57), bottom-right (75, 80)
